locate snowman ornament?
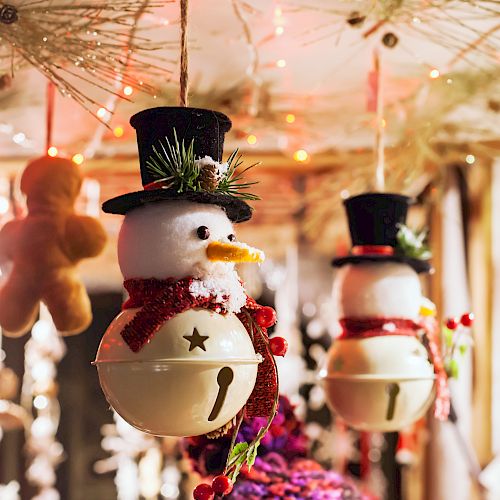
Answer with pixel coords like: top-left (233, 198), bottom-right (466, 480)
top-left (321, 193), bottom-right (450, 432)
top-left (95, 107), bottom-right (284, 438)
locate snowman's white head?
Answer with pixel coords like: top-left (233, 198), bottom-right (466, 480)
top-left (334, 262), bottom-right (422, 320)
top-left (118, 200), bottom-right (263, 281)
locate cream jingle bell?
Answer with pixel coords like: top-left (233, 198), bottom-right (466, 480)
top-left (321, 193), bottom-right (449, 432)
top-left (95, 107), bottom-right (284, 440)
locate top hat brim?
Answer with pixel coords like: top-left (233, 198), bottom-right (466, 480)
top-left (332, 254), bottom-right (432, 274)
top-left (102, 188), bottom-right (252, 223)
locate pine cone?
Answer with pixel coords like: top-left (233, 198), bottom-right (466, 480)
top-left (205, 418), bottom-right (234, 439)
top-left (199, 163), bottom-right (220, 192)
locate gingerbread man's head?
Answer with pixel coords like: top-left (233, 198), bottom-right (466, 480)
top-left (20, 156), bottom-right (82, 212)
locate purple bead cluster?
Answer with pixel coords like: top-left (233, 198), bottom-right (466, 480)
top-left (184, 396), bottom-right (371, 499)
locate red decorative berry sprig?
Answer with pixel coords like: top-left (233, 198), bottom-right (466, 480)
top-left (192, 309), bottom-right (282, 498)
top-left (443, 312), bottom-right (474, 378)
top-left (193, 483), bottom-right (215, 500)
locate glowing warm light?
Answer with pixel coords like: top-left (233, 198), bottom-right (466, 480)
top-left (47, 146), bottom-right (58, 157)
top-left (33, 395), bottom-right (49, 410)
top-left (123, 85), bottom-right (133, 96)
top-left (274, 6), bottom-right (282, 17)
top-left (381, 118), bottom-right (387, 128)
top-left (72, 153), bottom-right (84, 165)
top-left (429, 69), bottom-right (440, 79)
top-left (12, 133), bottom-right (26, 144)
top-left (275, 26), bottom-right (284, 36)
top-left (465, 154), bottom-right (475, 164)
top-left (276, 59), bottom-right (286, 68)
top-left (286, 113), bottom-right (296, 123)
top-left (97, 107), bottom-right (107, 118)
top-left (293, 149), bottom-right (308, 162)
top-left (247, 134), bottom-right (257, 145)
top-left (162, 18), bottom-right (170, 26)
top-left (0, 196), bottom-right (9, 215)
top-left (114, 126), bottom-right (124, 138)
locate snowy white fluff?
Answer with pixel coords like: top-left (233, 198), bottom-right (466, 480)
top-left (118, 200), bottom-right (253, 313)
top-left (334, 262), bottom-right (422, 320)
top-left (194, 155), bottom-right (229, 180)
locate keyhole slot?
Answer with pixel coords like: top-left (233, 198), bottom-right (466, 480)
top-left (385, 382), bottom-right (400, 421)
top-left (208, 367), bottom-right (234, 422)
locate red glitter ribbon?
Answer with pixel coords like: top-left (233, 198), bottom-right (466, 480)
top-left (339, 316), bottom-right (450, 421)
top-left (121, 277), bottom-right (277, 417)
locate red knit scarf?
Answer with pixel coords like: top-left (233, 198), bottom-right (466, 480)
top-left (339, 317), bottom-right (450, 421)
top-left (121, 277), bottom-right (277, 418)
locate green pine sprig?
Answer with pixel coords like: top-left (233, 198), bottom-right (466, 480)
top-left (396, 223), bottom-right (432, 261)
top-left (145, 130), bottom-right (260, 201)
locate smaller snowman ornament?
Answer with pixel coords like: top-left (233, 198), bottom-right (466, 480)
top-left (95, 107), bottom-right (283, 439)
top-left (321, 193), bottom-right (449, 432)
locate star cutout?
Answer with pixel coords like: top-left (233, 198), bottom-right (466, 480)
top-left (183, 328), bottom-right (209, 352)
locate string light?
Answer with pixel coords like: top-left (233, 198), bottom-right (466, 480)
top-left (286, 113), bottom-right (296, 123)
top-left (429, 68), bottom-right (440, 79)
top-left (293, 149), bottom-right (309, 162)
top-left (47, 146), bottom-right (58, 157)
top-left (97, 107), bottom-right (108, 119)
top-left (114, 126), bottom-right (125, 138)
top-left (465, 154), bottom-right (475, 164)
top-left (276, 59), bottom-right (286, 68)
top-left (123, 86), bottom-right (134, 96)
top-left (275, 26), bottom-right (284, 36)
top-left (247, 134), bottom-right (257, 145)
top-left (12, 132), bottom-right (26, 145)
top-left (72, 153), bottom-right (84, 165)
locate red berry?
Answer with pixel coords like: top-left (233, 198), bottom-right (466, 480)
top-left (269, 336), bottom-right (288, 357)
top-left (446, 317), bottom-right (459, 330)
top-left (212, 475), bottom-right (233, 495)
top-left (255, 306), bottom-right (277, 328)
top-left (460, 312), bottom-right (474, 327)
top-left (193, 484), bottom-right (214, 500)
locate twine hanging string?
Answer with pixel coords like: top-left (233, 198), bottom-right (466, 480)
top-left (45, 82), bottom-right (55, 152)
top-left (179, 0), bottom-right (189, 107)
top-left (373, 49), bottom-right (385, 192)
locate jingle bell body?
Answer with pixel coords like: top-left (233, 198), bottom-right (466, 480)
top-left (95, 308), bottom-right (260, 436)
top-left (322, 194), bottom-right (437, 432)
top-left (96, 107), bottom-right (271, 437)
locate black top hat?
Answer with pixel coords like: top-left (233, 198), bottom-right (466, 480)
top-left (332, 192), bottom-right (431, 273)
top-left (102, 107), bottom-right (252, 222)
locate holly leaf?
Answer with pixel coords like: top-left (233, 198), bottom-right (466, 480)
top-left (247, 443), bottom-right (260, 470)
top-left (227, 442), bottom-right (249, 468)
top-left (444, 328), bottom-right (454, 348)
top-left (459, 344), bottom-right (468, 356)
top-left (449, 358), bottom-right (460, 378)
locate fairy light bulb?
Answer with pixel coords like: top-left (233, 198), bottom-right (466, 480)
top-left (286, 113), bottom-right (296, 124)
top-left (247, 134), bottom-right (257, 145)
top-left (72, 153), bottom-right (84, 165)
top-left (465, 154), bottom-right (475, 164)
top-left (123, 86), bottom-right (133, 96)
top-left (114, 126), bottom-right (124, 138)
top-left (12, 133), bottom-right (26, 145)
top-left (47, 146), bottom-right (58, 157)
top-left (293, 149), bottom-right (308, 162)
top-left (276, 59), bottom-right (286, 68)
top-left (97, 107), bottom-right (108, 119)
top-left (429, 69), bottom-right (440, 79)
top-left (275, 26), bottom-right (284, 36)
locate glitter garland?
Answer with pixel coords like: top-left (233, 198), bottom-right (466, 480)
top-left (0, 1), bottom-right (175, 117)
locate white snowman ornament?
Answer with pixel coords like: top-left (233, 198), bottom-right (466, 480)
top-left (321, 193), bottom-right (445, 432)
top-left (95, 107), bottom-right (280, 437)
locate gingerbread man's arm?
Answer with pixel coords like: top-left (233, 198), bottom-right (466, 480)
top-left (63, 214), bottom-right (107, 262)
top-left (0, 219), bottom-right (22, 264)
